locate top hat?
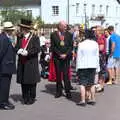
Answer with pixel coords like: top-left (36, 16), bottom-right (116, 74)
top-left (3, 21), bottom-right (15, 30)
top-left (19, 19), bottom-right (32, 29)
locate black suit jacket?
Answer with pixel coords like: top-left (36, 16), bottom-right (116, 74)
top-left (0, 32), bottom-right (16, 74)
top-left (50, 31), bottom-right (73, 61)
top-left (16, 33), bottom-right (41, 84)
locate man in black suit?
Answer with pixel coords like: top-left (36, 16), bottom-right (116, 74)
top-left (50, 21), bottom-right (73, 98)
top-left (16, 19), bottom-right (40, 105)
top-left (0, 22), bottom-right (16, 110)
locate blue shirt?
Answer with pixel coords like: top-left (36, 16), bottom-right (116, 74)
top-left (111, 33), bottom-right (120, 58)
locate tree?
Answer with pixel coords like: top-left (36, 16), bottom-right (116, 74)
top-left (0, 8), bottom-right (33, 25)
top-left (33, 16), bottom-right (44, 29)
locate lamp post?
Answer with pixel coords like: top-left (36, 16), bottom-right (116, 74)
top-left (67, 0), bottom-right (70, 24)
top-left (84, 2), bottom-right (87, 29)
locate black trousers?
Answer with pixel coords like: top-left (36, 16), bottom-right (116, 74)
top-left (54, 59), bottom-right (71, 94)
top-left (21, 84), bottom-right (36, 100)
top-left (0, 74), bottom-right (12, 104)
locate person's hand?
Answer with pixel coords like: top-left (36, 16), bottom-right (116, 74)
top-left (60, 54), bottom-right (67, 59)
top-left (17, 48), bottom-right (23, 55)
top-left (21, 49), bottom-right (28, 56)
top-left (45, 55), bottom-right (50, 61)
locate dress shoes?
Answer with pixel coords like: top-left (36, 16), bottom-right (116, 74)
top-left (55, 93), bottom-right (62, 98)
top-left (0, 102), bottom-right (15, 110)
top-left (28, 98), bottom-right (36, 105)
top-left (23, 98), bottom-right (29, 105)
top-left (66, 93), bottom-right (72, 99)
top-left (23, 98), bottom-right (36, 105)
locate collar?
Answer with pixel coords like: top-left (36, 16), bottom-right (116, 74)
top-left (24, 32), bottom-right (30, 39)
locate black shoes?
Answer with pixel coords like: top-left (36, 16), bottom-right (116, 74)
top-left (0, 102), bottom-right (15, 110)
top-left (76, 100), bottom-right (96, 106)
top-left (28, 98), bottom-right (36, 105)
top-left (66, 93), bottom-right (72, 99)
top-left (23, 98), bottom-right (36, 105)
top-left (87, 100), bottom-right (96, 105)
top-left (55, 93), bottom-right (62, 98)
top-left (76, 101), bottom-right (86, 106)
top-left (55, 92), bottom-right (72, 99)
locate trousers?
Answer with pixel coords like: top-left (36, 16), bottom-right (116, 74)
top-left (21, 84), bottom-right (37, 100)
top-left (0, 74), bottom-right (12, 104)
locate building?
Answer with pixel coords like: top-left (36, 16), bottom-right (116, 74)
top-left (0, 0), bottom-right (41, 17)
top-left (41, 0), bottom-right (120, 33)
top-left (0, 0), bottom-right (120, 33)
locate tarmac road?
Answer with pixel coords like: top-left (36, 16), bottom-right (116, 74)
top-left (0, 74), bottom-right (120, 120)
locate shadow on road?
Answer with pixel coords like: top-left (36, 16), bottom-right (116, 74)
top-left (41, 84), bottom-right (56, 96)
top-left (41, 83), bottom-right (81, 103)
top-left (69, 91), bottom-right (81, 103)
top-left (10, 94), bottom-right (23, 103)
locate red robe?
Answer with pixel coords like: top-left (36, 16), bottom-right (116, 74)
top-left (48, 55), bottom-right (71, 82)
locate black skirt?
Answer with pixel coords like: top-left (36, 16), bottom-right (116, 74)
top-left (77, 68), bottom-right (96, 86)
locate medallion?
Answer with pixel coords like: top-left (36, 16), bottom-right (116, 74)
top-left (60, 41), bottom-right (65, 46)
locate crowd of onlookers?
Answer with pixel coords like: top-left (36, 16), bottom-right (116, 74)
top-left (40, 23), bottom-right (120, 106)
top-left (40, 24), bottom-right (120, 87)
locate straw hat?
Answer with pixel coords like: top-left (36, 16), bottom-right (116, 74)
top-left (3, 21), bottom-right (15, 30)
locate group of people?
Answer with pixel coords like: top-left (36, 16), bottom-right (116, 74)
top-left (49, 22), bottom-right (120, 106)
top-left (0, 18), bottom-right (120, 110)
top-left (69, 24), bottom-right (120, 106)
top-left (0, 19), bottom-right (40, 110)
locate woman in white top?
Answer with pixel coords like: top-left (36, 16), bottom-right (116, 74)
top-left (76, 29), bottom-right (99, 106)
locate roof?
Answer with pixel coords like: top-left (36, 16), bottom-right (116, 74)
top-left (0, 0), bottom-right (41, 6)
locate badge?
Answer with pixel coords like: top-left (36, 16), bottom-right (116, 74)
top-left (60, 41), bottom-right (65, 46)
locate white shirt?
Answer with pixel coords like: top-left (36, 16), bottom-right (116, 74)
top-left (76, 39), bottom-right (99, 70)
top-left (40, 36), bottom-right (46, 46)
top-left (24, 32), bottom-right (30, 39)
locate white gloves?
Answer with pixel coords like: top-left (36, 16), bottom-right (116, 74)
top-left (17, 48), bottom-right (28, 56)
top-left (44, 55), bottom-right (50, 61)
top-left (17, 48), bottom-right (23, 55)
top-left (21, 49), bottom-right (28, 56)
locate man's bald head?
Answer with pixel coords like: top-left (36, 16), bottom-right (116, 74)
top-left (58, 20), bottom-right (67, 32)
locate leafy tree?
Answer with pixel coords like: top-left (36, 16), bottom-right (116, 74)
top-left (33, 16), bottom-right (44, 29)
top-left (0, 8), bottom-right (33, 25)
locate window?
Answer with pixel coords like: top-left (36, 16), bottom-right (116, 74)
top-left (106, 5), bottom-right (109, 16)
top-left (92, 4), bottom-right (95, 16)
top-left (76, 3), bottom-right (80, 16)
top-left (99, 5), bottom-right (103, 14)
top-left (52, 6), bottom-right (59, 16)
top-left (26, 10), bottom-right (32, 16)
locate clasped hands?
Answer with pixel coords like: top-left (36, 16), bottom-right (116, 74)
top-left (60, 54), bottom-right (67, 59)
top-left (17, 48), bottom-right (28, 56)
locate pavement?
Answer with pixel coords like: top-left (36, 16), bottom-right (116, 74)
top-left (0, 74), bottom-right (120, 120)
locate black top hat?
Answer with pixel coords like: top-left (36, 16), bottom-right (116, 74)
top-left (19, 19), bottom-right (32, 29)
